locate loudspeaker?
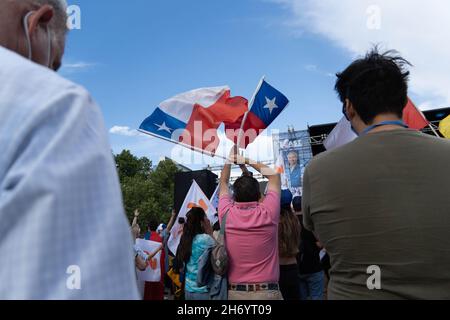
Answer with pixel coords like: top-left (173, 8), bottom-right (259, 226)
top-left (174, 170), bottom-right (218, 213)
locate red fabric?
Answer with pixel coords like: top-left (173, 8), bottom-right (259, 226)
top-left (143, 282), bottom-right (164, 301)
top-left (403, 99), bottom-right (429, 130)
top-left (181, 91), bottom-right (248, 153)
top-left (224, 111), bottom-right (267, 149)
top-left (143, 233), bottom-right (165, 301)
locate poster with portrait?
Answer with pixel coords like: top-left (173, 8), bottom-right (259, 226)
top-left (279, 149), bottom-right (304, 197)
top-left (273, 129), bottom-right (313, 197)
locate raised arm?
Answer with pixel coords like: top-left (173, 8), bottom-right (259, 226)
top-left (219, 148), bottom-right (236, 197)
top-left (239, 163), bottom-right (252, 177)
top-left (146, 245), bottom-right (164, 260)
top-left (219, 163), bottom-right (231, 197)
top-left (166, 209), bottom-right (178, 233)
top-left (230, 154), bottom-right (281, 195)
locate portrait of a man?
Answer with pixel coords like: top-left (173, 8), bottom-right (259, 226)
top-left (287, 151), bottom-right (301, 188)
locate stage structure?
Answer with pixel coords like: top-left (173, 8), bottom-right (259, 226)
top-left (272, 127), bottom-right (314, 196)
top-left (308, 107), bottom-right (450, 157)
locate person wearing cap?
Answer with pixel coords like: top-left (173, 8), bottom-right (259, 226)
top-left (278, 190), bottom-right (302, 300)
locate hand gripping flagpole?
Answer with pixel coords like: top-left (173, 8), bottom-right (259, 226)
top-left (236, 76), bottom-right (266, 151)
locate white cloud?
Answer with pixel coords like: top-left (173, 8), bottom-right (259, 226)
top-left (273, 0), bottom-right (450, 108)
top-left (60, 62), bottom-right (96, 74)
top-left (304, 64), bottom-right (335, 78)
top-left (109, 126), bottom-right (141, 137)
top-left (418, 100), bottom-right (445, 112)
top-left (304, 64), bottom-right (318, 72)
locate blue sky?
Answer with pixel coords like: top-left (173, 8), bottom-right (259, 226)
top-left (62, 0), bottom-right (450, 167)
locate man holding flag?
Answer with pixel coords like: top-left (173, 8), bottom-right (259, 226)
top-left (302, 48), bottom-right (450, 299)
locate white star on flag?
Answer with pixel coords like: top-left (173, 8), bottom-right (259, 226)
top-left (154, 121), bottom-right (172, 133)
top-left (264, 96), bottom-right (278, 114)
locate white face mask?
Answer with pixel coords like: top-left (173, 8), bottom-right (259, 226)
top-left (23, 11), bottom-right (52, 68)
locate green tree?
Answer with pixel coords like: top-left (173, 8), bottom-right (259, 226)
top-left (115, 150), bottom-right (152, 181)
top-left (114, 150), bottom-right (179, 229)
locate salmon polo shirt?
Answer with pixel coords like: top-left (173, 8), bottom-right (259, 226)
top-left (218, 192), bottom-right (281, 284)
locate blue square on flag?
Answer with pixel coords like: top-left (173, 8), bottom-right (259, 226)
top-left (139, 107), bottom-right (187, 139)
top-left (250, 80), bottom-right (289, 127)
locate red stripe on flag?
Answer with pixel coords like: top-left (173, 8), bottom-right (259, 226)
top-left (403, 99), bottom-right (429, 130)
top-left (224, 112), bottom-right (267, 149)
top-left (181, 91), bottom-right (248, 153)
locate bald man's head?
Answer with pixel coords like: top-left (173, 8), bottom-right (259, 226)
top-left (0, 0), bottom-right (68, 70)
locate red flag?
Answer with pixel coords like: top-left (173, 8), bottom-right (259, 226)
top-left (403, 99), bottom-right (429, 130)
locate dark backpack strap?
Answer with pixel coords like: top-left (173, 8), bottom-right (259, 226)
top-left (219, 210), bottom-right (229, 237)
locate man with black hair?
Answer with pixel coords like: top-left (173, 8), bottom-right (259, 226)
top-left (302, 48), bottom-right (450, 299)
top-left (218, 147), bottom-right (282, 300)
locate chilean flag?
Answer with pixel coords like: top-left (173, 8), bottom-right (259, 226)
top-left (139, 86), bottom-right (248, 154)
top-left (225, 79), bottom-right (289, 148)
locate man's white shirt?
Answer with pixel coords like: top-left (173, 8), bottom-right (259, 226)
top-left (0, 46), bottom-right (140, 299)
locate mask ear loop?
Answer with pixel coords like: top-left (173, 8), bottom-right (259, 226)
top-left (23, 11), bottom-right (52, 68)
top-left (23, 11), bottom-right (35, 60)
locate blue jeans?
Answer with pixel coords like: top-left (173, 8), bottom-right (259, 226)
top-left (185, 291), bottom-right (210, 300)
top-left (299, 271), bottom-right (324, 300)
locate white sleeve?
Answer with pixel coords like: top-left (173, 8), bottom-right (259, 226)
top-left (0, 87), bottom-right (140, 300)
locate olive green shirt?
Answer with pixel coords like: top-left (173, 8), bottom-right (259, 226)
top-left (303, 129), bottom-right (450, 300)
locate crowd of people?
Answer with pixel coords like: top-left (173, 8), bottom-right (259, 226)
top-left (133, 153), bottom-right (328, 301)
top-left (1, 0), bottom-right (449, 300)
top-left (133, 48), bottom-right (450, 301)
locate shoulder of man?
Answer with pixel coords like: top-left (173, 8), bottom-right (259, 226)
top-left (0, 45), bottom-right (75, 88)
top-left (0, 46), bottom-right (95, 117)
top-left (306, 139), bottom-right (360, 175)
top-left (0, 47), bottom-right (108, 162)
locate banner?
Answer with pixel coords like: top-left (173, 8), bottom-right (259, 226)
top-left (324, 117), bottom-right (358, 151)
top-left (210, 186), bottom-right (220, 211)
top-left (135, 239), bottom-right (162, 282)
top-left (274, 152), bottom-right (289, 191)
top-left (168, 180), bottom-right (217, 255)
